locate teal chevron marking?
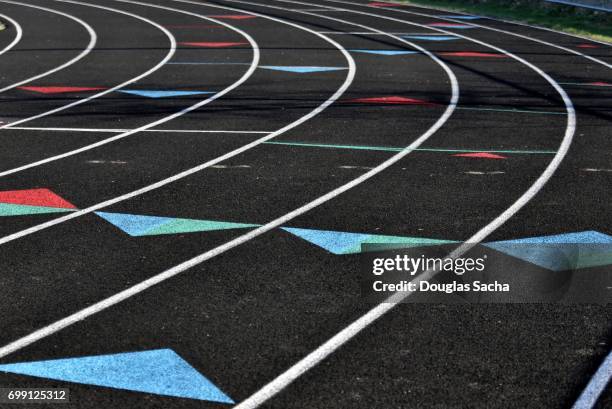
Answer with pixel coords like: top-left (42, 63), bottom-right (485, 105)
top-left (95, 211), bottom-right (258, 237)
top-left (484, 231), bottom-right (612, 271)
top-left (259, 66), bottom-right (348, 73)
top-left (282, 227), bottom-right (455, 254)
top-left (118, 90), bottom-right (214, 98)
top-left (0, 349), bottom-right (233, 403)
top-left (95, 212), bottom-right (175, 236)
top-left (0, 203), bottom-right (75, 216)
top-left (141, 218), bottom-right (259, 236)
top-left (263, 141), bottom-right (557, 154)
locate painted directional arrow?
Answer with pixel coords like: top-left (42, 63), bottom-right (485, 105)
top-left (96, 211), bottom-right (258, 236)
top-left (117, 90), bottom-right (214, 98)
top-left (18, 86), bottom-right (106, 94)
top-left (259, 66), bottom-right (348, 73)
top-left (0, 349), bottom-right (234, 403)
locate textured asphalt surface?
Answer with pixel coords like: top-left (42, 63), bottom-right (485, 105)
top-left (0, 0), bottom-right (610, 408)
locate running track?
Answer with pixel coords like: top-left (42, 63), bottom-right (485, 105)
top-left (0, 0), bottom-right (609, 408)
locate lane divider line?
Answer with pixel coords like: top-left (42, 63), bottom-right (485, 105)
top-left (0, 0), bottom-right (96, 94)
top-left (0, 0), bottom-right (259, 178)
top-left (207, 1), bottom-right (575, 407)
top-left (2, 0), bottom-right (177, 131)
top-left (0, 12), bottom-right (22, 58)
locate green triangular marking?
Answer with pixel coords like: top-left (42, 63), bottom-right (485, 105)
top-left (343, 235), bottom-right (457, 254)
top-left (141, 218), bottom-right (259, 236)
top-left (0, 203), bottom-right (75, 216)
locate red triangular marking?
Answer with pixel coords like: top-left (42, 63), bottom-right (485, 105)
top-left (368, 2), bottom-right (403, 6)
top-left (577, 43), bottom-right (598, 48)
top-left (347, 96), bottom-right (437, 105)
top-left (453, 152), bottom-right (507, 159)
top-left (18, 86), bottom-right (106, 94)
top-left (179, 41), bottom-right (248, 48)
top-left (207, 15), bottom-right (256, 20)
top-left (0, 188), bottom-right (76, 208)
top-left (440, 51), bottom-right (506, 58)
top-left (589, 81), bottom-right (612, 86)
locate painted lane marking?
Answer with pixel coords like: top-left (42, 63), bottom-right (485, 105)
top-left (0, 13), bottom-right (23, 58)
top-left (0, 349), bottom-right (234, 403)
top-left (5, 126), bottom-right (271, 134)
top-left (0, 0), bottom-right (179, 163)
top-left (0, 0), bottom-right (457, 364)
top-left (218, 1), bottom-right (575, 408)
top-left (0, 0), bottom-right (258, 178)
top-left (263, 141), bottom-right (557, 154)
top-left (0, 0), bottom-right (96, 94)
top-left (572, 350), bottom-right (612, 409)
top-left (0, 0), bottom-right (357, 301)
top-left (351, 0), bottom-right (612, 70)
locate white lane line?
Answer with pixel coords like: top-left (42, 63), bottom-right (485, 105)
top-left (0, 13), bottom-right (23, 57)
top-left (0, 0), bottom-right (457, 359)
top-left (338, 0), bottom-right (612, 70)
top-left (6, 126), bottom-right (271, 134)
top-left (211, 1), bottom-right (574, 407)
top-left (572, 350), bottom-right (612, 409)
top-left (0, 0), bottom-right (96, 94)
top-left (388, 0), bottom-right (612, 47)
top-left (2, 0), bottom-right (177, 130)
top-left (0, 0), bottom-right (356, 257)
top-left (0, 0), bottom-right (259, 178)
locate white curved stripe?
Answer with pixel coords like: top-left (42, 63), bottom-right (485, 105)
top-left (572, 350), bottom-right (612, 409)
top-left (0, 0), bottom-right (354, 247)
top-left (0, 0), bottom-right (258, 178)
top-left (376, 0), bottom-right (612, 47)
top-left (210, 1), bottom-right (574, 407)
top-left (2, 0), bottom-right (177, 130)
top-left (0, 0), bottom-right (96, 94)
top-left (0, 13), bottom-right (23, 57)
top-left (339, 0), bottom-right (612, 69)
top-left (0, 0), bottom-right (361, 359)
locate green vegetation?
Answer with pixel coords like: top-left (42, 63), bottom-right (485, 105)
top-left (400, 0), bottom-right (612, 43)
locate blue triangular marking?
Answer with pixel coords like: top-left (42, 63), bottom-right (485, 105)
top-left (350, 49), bottom-right (419, 55)
top-left (95, 212), bottom-right (174, 236)
top-left (435, 15), bottom-right (481, 20)
top-left (0, 349), bottom-right (233, 403)
top-left (281, 227), bottom-right (371, 254)
top-left (403, 35), bottom-right (459, 41)
top-left (487, 231), bottom-right (612, 245)
top-left (484, 231), bottom-right (612, 271)
top-left (118, 90), bottom-right (214, 98)
top-left (259, 66), bottom-right (348, 73)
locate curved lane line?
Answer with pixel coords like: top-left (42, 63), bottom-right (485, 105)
top-left (0, 13), bottom-right (23, 58)
top-left (0, 0), bottom-right (259, 178)
top-left (0, 0), bottom-right (466, 359)
top-left (335, 0), bottom-right (612, 69)
top-left (2, 0), bottom-right (177, 132)
top-left (203, 1), bottom-right (575, 407)
top-left (0, 0), bottom-right (458, 365)
top-left (0, 0), bottom-right (96, 94)
top-left (572, 350), bottom-right (612, 409)
top-left (376, 0), bottom-right (612, 47)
